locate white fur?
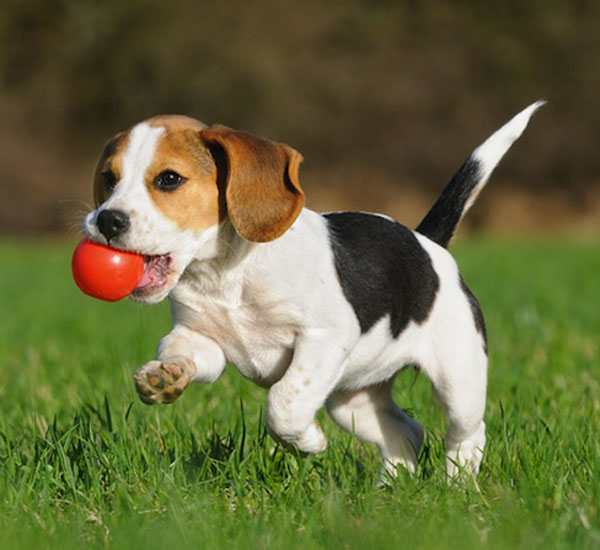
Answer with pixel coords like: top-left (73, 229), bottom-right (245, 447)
top-left (142, 208), bottom-right (486, 476)
top-left (463, 101), bottom-right (545, 215)
top-left (84, 106), bottom-right (539, 479)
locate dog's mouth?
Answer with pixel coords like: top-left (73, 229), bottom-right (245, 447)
top-left (131, 253), bottom-right (173, 298)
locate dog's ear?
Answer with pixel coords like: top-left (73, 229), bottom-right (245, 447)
top-left (200, 124), bottom-right (305, 242)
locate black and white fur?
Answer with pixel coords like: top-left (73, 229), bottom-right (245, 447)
top-left (84, 101), bottom-right (543, 478)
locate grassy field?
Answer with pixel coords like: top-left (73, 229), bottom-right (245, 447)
top-left (0, 237), bottom-right (598, 549)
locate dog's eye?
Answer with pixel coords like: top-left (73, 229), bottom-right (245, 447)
top-left (101, 170), bottom-right (117, 192)
top-left (153, 170), bottom-right (186, 191)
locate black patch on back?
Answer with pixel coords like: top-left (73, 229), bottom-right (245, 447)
top-left (416, 157), bottom-right (481, 248)
top-left (459, 275), bottom-right (487, 353)
top-left (325, 212), bottom-right (439, 338)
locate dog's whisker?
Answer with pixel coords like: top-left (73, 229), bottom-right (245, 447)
top-left (66, 221), bottom-right (84, 236)
top-left (58, 198), bottom-right (94, 210)
top-left (59, 200), bottom-right (94, 236)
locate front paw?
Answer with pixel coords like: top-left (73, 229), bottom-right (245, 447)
top-left (134, 356), bottom-right (195, 405)
top-left (268, 421), bottom-right (328, 455)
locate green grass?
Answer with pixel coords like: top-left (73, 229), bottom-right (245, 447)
top-left (0, 237), bottom-right (598, 549)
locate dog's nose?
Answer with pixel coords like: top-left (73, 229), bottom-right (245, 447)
top-left (96, 209), bottom-right (130, 241)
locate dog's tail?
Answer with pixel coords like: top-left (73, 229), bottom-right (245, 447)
top-left (416, 101), bottom-right (545, 248)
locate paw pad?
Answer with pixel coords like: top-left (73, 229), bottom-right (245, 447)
top-left (134, 359), bottom-right (193, 405)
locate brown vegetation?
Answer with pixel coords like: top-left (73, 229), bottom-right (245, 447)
top-left (1, 0), bottom-right (598, 234)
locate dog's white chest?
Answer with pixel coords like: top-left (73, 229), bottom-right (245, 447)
top-left (170, 279), bottom-right (297, 386)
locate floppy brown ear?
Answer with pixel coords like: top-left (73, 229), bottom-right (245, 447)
top-left (200, 124), bottom-right (305, 242)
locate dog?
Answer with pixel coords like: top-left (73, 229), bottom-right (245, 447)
top-left (83, 101), bottom-right (543, 478)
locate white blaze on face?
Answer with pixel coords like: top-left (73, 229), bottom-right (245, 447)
top-left (97, 122), bottom-right (188, 257)
top-left (104, 122), bottom-right (164, 216)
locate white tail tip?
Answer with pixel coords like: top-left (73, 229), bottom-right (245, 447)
top-left (473, 100), bottom-right (546, 179)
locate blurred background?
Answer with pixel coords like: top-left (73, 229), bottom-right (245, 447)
top-left (1, 0), bottom-right (598, 236)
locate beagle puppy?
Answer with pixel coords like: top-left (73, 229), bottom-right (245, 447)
top-left (83, 102), bottom-right (543, 478)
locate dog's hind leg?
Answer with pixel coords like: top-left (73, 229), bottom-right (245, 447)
top-left (326, 379), bottom-right (424, 477)
top-left (428, 344), bottom-right (488, 479)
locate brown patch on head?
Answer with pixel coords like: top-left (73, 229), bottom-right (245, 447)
top-left (200, 125), bottom-right (305, 242)
top-left (143, 117), bottom-right (223, 232)
top-left (147, 114), bottom-right (207, 132)
top-left (93, 132), bottom-right (130, 206)
top-left (93, 115), bottom-right (305, 240)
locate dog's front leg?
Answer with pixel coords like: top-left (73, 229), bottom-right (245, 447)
top-left (265, 335), bottom-right (349, 455)
top-left (134, 325), bottom-right (226, 405)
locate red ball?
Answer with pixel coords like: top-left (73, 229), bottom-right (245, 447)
top-left (72, 238), bottom-right (144, 302)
